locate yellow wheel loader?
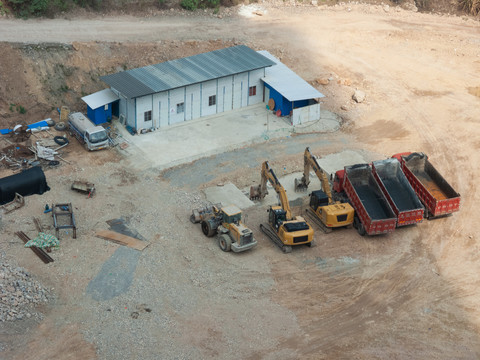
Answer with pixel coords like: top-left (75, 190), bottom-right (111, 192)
top-left (190, 203), bottom-right (257, 253)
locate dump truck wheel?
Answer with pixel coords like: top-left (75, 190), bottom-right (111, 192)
top-left (357, 223), bottom-right (366, 236)
top-left (201, 220), bottom-right (216, 237)
top-left (218, 234), bottom-right (232, 252)
top-left (353, 216), bottom-right (359, 229)
top-left (282, 245), bottom-right (292, 254)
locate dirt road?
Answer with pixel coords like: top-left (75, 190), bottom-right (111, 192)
top-left (1, 3), bottom-right (480, 359)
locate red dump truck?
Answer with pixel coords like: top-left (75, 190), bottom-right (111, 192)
top-left (372, 158), bottom-right (424, 227)
top-left (391, 152), bottom-right (461, 219)
top-left (333, 164), bottom-right (396, 236)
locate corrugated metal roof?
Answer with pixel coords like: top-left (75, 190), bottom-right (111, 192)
top-left (81, 88), bottom-right (120, 109)
top-left (258, 50), bottom-right (325, 102)
top-left (101, 45), bottom-right (275, 99)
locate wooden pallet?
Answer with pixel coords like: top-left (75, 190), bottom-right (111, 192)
top-left (95, 230), bottom-right (149, 251)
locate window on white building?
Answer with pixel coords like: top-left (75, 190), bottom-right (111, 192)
top-left (209, 95), bottom-right (216, 106)
top-left (249, 86), bottom-right (257, 96)
top-left (144, 110), bottom-right (152, 122)
top-left (177, 102), bottom-right (185, 114)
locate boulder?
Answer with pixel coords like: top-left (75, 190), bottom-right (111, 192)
top-left (317, 78), bottom-right (329, 85)
top-left (352, 90), bottom-right (366, 103)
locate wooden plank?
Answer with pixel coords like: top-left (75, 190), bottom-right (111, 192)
top-left (95, 230), bottom-right (149, 251)
top-left (33, 217), bottom-right (44, 232)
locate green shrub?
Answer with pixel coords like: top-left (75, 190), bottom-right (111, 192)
top-left (181, 0), bottom-right (220, 10)
top-left (7, 0), bottom-right (50, 17)
top-left (0, 1), bottom-right (10, 15)
top-left (180, 0), bottom-right (198, 10)
top-left (415, 0), bottom-right (432, 11)
top-left (206, 0), bottom-right (219, 7)
top-left (73, 0), bottom-right (102, 10)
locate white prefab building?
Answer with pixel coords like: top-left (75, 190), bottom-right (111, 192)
top-left (101, 45), bottom-right (276, 132)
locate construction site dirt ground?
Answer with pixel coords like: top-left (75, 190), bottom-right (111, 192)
top-left (1, 2), bottom-right (480, 359)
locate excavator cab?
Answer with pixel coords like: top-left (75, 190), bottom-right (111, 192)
top-left (309, 190), bottom-right (329, 212)
top-left (269, 208), bottom-right (287, 230)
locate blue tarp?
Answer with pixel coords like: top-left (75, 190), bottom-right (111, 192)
top-left (0, 119), bottom-right (51, 135)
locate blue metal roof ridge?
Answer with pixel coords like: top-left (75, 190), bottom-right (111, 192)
top-left (100, 45), bottom-right (275, 99)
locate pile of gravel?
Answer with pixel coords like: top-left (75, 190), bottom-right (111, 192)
top-left (0, 260), bottom-right (49, 322)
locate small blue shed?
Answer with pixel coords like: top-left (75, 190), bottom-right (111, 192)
top-left (264, 84), bottom-right (310, 116)
top-left (81, 89), bottom-right (120, 125)
top-left (258, 50), bottom-right (324, 119)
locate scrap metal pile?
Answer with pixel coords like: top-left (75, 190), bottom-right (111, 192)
top-left (0, 123), bottom-right (69, 170)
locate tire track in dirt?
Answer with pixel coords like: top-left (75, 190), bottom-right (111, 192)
top-left (249, 225), bottom-right (480, 358)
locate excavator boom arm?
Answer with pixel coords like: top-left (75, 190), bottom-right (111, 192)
top-left (260, 161), bottom-right (292, 219)
top-left (303, 147), bottom-right (333, 202)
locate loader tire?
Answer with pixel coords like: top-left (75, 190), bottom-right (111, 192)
top-left (201, 220), bottom-right (216, 238)
top-left (218, 234), bottom-right (232, 252)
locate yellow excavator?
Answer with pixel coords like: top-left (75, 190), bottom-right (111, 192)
top-left (250, 161), bottom-right (314, 253)
top-left (295, 147), bottom-right (355, 233)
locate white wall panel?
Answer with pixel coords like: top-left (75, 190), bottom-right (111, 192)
top-left (292, 103), bottom-right (320, 125)
top-left (153, 91), bottom-right (168, 128)
top-left (233, 73), bottom-right (248, 109)
top-left (247, 69), bottom-right (264, 105)
top-left (201, 80), bottom-right (217, 117)
top-left (169, 88), bottom-right (186, 125)
top-left (126, 98), bottom-right (135, 128)
top-left (135, 95), bottom-right (153, 130)
top-left (185, 84), bottom-right (201, 121)
top-left (217, 76), bottom-right (233, 113)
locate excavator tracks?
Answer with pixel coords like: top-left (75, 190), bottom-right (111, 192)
top-left (259, 224), bottom-right (292, 253)
top-left (304, 207), bottom-right (333, 234)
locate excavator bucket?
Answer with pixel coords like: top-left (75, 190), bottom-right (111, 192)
top-left (294, 177), bottom-right (308, 192)
top-left (249, 185), bottom-right (264, 200)
top-left (190, 203), bottom-right (222, 223)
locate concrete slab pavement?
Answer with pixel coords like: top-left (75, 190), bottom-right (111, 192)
top-left (245, 171), bottom-right (321, 209)
top-left (203, 183), bottom-right (255, 210)
top-left (113, 103), bottom-right (341, 171)
top-left (202, 150), bottom-right (368, 212)
top-left (316, 150), bottom-right (367, 176)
